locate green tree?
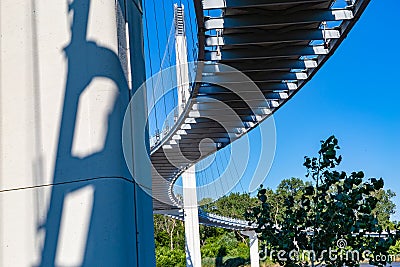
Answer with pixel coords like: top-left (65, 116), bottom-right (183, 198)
top-left (373, 189), bottom-right (396, 229)
top-left (266, 178), bottom-right (312, 225)
top-left (154, 193), bottom-right (259, 266)
top-left (154, 214), bottom-right (186, 266)
top-left (156, 246), bottom-right (186, 267)
top-left (202, 193), bottom-right (259, 245)
top-left (154, 214), bottom-right (184, 250)
top-left (202, 193), bottom-right (258, 220)
top-left (389, 240), bottom-right (400, 257)
top-left (246, 136), bottom-right (399, 267)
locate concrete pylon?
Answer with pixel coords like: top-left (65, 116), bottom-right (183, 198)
top-left (0, 0), bottom-right (155, 266)
top-left (174, 4), bottom-right (191, 116)
top-left (182, 166), bottom-right (202, 267)
top-left (241, 230), bottom-right (260, 267)
top-left (174, 4), bottom-right (202, 267)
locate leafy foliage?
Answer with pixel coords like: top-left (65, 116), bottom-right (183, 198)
top-left (202, 193), bottom-right (258, 220)
top-left (201, 231), bottom-right (249, 259)
top-left (246, 136), bottom-right (399, 267)
top-left (154, 193), bottom-right (254, 266)
top-left (155, 246), bottom-right (186, 267)
top-left (389, 239), bottom-right (400, 256)
top-left (373, 189), bottom-right (397, 229)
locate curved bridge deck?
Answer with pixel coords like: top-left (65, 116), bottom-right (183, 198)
top-left (149, 0), bottom-right (370, 226)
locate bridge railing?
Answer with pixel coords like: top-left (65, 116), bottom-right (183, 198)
top-left (148, 2), bottom-right (203, 150)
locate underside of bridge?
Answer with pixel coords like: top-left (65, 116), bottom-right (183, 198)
top-left (0, 0), bottom-right (372, 266)
top-left (151, 0), bottom-right (371, 216)
top-left (150, 1), bottom-right (371, 265)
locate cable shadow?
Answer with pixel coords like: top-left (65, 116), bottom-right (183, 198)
top-left (38, 0), bottom-right (138, 266)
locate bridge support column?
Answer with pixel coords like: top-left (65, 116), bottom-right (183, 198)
top-left (0, 0), bottom-right (155, 266)
top-left (241, 230), bottom-right (260, 267)
top-left (174, 4), bottom-right (201, 266)
top-left (182, 166), bottom-right (202, 267)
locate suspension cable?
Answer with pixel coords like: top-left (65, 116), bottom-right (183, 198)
top-left (230, 146), bottom-right (246, 193)
top-left (185, 0), bottom-right (197, 61)
top-left (224, 147), bottom-right (245, 193)
top-left (152, 0), bottom-right (168, 129)
top-left (214, 151), bottom-right (226, 197)
top-left (161, 1), bottom-right (177, 109)
top-left (143, 0), bottom-right (159, 135)
top-left (207, 156), bottom-right (219, 201)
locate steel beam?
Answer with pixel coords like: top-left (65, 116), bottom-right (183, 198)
top-left (202, 70), bottom-right (307, 83)
top-left (203, 59), bottom-right (317, 72)
top-left (203, 0), bottom-right (330, 9)
top-left (205, 10), bottom-right (353, 29)
top-left (198, 83), bottom-right (296, 93)
top-left (205, 45), bottom-right (328, 61)
top-left (205, 29), bottom-right (340, 46)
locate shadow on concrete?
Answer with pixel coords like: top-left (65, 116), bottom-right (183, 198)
top-left (37, 0), bottom-right (147, 266)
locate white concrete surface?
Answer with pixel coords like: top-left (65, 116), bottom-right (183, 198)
top-left (182, 166), bottom-right (202, 267)
top-left (242, 230), bottom-right (260, 267)
top-left (0, 0), bottom-right (155, 266)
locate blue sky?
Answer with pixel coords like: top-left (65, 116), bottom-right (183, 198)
top-left (253, 0), bottom-right (400, 220)
top-left (143, 0), bottom-right (400, 220)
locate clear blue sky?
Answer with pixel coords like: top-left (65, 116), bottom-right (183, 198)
top-left (246, 0), bottom-right (400, 220)
top-left (144, 0), bottom-right (400, 220)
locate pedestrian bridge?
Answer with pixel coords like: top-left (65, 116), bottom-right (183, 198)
top-left (147, 0), bottom-right (370, 230)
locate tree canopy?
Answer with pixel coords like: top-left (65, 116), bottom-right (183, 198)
top-left (154, 136), bottom-right (398, 267)
top-left (246, 136), bottom-right (399, 267)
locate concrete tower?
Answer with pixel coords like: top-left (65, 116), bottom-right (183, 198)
top-left (174, 4), bottom-right (202, 267)
top-left (0, 0), bottom-right (155, 266)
